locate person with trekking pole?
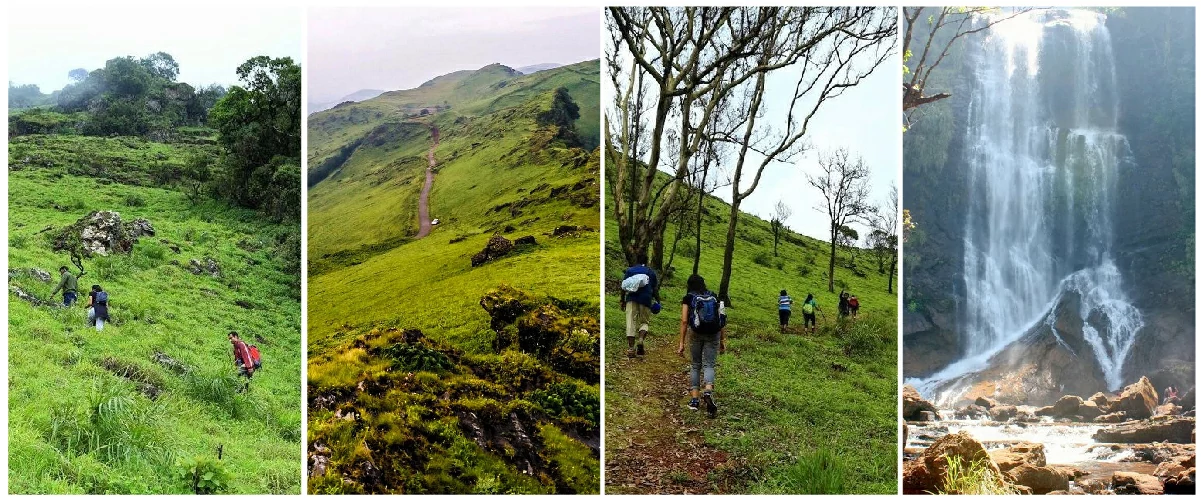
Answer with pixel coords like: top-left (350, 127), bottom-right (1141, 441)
top-left (676, 274), bottom-right (726, 418)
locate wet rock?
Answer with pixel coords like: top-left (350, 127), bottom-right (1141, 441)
top-left (1077, 478), bottom-right (1109, 494)
top-left (1078, 400), bottom-right (1103, 420)
top-left (903, 385), bottom-right (939, 421)
top-left (188, 257), bottom-right (222, 277)
top-left (1006, 463), bottom-right (1068, 494)
top-left (903, 431), bottom-right (1000, 494)
top-left (991, 442), bottom-right (1046, 471)
top-left (1156, 403), bottom-right (1183, 416)
top-left (975, 396), bottom-right (998, 409)
top-left (1112, 471), bottom-right (1164, 495)
top-left (471, 234), bottom-right (513, 267)
top-left (1112, 376), bottom-right (1159, 420)
top-left (1095, 411), bottom-right (1128, 423)
top-left (513, 235), bottom-right (536, 246)
top-left (1093, 417), bottom-right (1194, 443)
top-left (919, 411), bottom-right (938, 422)
top-left (992, 405), bottom-right (1018, 421)
top-left (955, 404), bottom-right (990, 420)
top-left (52, 211), bottom-right (152, 256)
top-left (1089, 392), bottom-right (1110, 409)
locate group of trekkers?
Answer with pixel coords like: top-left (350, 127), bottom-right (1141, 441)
top-left (621, 254), bottom-right (869, 417)
top-left (777, 289), bottom-right (861, 332)
top-left (48, 264), bottom-right (262, 385)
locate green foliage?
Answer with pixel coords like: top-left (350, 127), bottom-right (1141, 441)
top-left (177, 456), bottom-right (231, 494)
top-left (380, 343), bottom-right (452, 373)
top-left (935, 455), bottom-right (1019, 495)
top-left (756, 447), bottom-right (847, 494)
top-left (537, 87), bottom-right (582, 147)
top-left (9, 82), bottom-right (50, 108)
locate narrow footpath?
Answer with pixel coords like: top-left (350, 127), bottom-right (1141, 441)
top-left (415, 124), bottom-right (438, 238)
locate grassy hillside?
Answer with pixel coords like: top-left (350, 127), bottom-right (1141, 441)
top-left (8, 135), bottom-right (302, 494)
top-left (604, 175), bottom-right (898, 494)
top-left (306, 61), bottom-right (601, 494)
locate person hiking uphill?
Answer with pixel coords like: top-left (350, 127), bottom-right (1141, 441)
top-left (86, 284), bottom-right (109, 331)
top-left (778, 289), bottom-right (792, 331)
top-left (676, 274), bottom-right (726, 418)
top-left (229, 331), bottom-right (255, 388)
top-left (801, 293), bottom-right (820, 334)
top-left (620, 253), bottom-right (661, 358)
top-left (838, 291), bottom-right (851, 318)
top-left (848, 295), bottom-right (860, 318)
top-left (49, 266), bottom-right (79, 306)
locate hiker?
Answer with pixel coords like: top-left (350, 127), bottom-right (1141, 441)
top-left (49, 266), bottom-right (79, 306)
top-left (849, 295), bottom-right (860, 318)
top-left (676, 273), bottom-right (726, 418)
top-left (801, 293), bottom-right (819, 334)
top-left (229, 331), bottom-right (255, 380)
top-left (838, 291), bottom-right (851, 318)
top-left (1164, 385), bottom-right (1179, 405)
top-left (85, 284), bottom-right (109, 331)
top-left (778, 289), bottom-right (792, 331)
top-left (620, 253), bottom-right (661, 358)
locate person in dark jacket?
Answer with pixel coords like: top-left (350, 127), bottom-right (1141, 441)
top-left (620, 253), bottom-right (661, 358)
top-left (86, 284), bottom-right (109, 331)
top-left (49, 266), bottom-right (79, 306)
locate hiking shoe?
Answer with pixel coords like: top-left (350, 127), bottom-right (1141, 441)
top-left (636, 343), bottom-right (646, 356)
top-left (626, 348), bottom-right (636, 359)
top-left (688, 398), bottom-right (700, 411)
top-left (703, 393), bottom-right (717, 418)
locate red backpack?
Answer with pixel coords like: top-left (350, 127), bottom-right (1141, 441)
top-left (249, 345), bottom-right (262, 369)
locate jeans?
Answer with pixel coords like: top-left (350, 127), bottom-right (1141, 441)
top-left (87, 307), bottom-right (104, 331)
top-left (63, 291), bottom-right (77, 307)
top-left (689, 331), bottom-right (718, 390)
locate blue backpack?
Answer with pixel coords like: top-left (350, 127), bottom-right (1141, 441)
top-left (95, 291), bottom-right (108, 303)
top-left (690, 291), bottom-right (724, 335)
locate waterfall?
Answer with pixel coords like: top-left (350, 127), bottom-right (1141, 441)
top-left (913, 10), bottom-right (1143, 399)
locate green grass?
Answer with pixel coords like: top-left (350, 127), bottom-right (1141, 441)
top-left (604, 174), bottom-right (898, 494)
top-left (9, 138), bottom-right (301, 494)
top-left (935, 455), bottom-right (1020, 495)
top-left (307, 62), bottom-right (601, 493)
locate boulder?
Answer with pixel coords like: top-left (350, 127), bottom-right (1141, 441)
top-left (1181, 387), bottom-right (1196, 412)
top-left (1095, 411), bottom-right (1127, 423)
top-left (1089, 392), bottom-right (1110, 409)
top-left (955, 404), bottom-right (990, 420)
top-left (1053, 395), bottom-right (1084, 416)
top-left (1111, 471), bottom-right (1164, 495)
top-left (1157, 403), bottom-right (1183, 417)
top-left (903, 431), bottom-right (1000, 494)
top-left (552, 225), bottom-right (578, 236)
top-left (903, 385), bottom-right (939, 421)
top-left (1163, 467), bottom-right (1196, 495)
top-left (1093, 417), bottom-right (1195, 444)
top-left (1005, 463), bottom-right (1069, 494)
top-left (1077, 478), bottom-right (1109, 494)
top-left (991, 442), bottom-right (1047, 471)
top-left (1112, 376), bottom-right (1159, 420)
top-left (513, 235), bottom-right (537, 246)
top-left (975, 396), bottom-right (998, 409)
top-left (991, 405), bottom-right (1018, 421)
top-left (187, 257), bottom-right (222, 277)
top-left (52, 211), bottom-right (151, 256)
top-left (1077, 400), bottom-right (1103, 420)
top-left (9, 285), bottom-right (47, 306)
top-left (471, 234), bottom-right (513, 267)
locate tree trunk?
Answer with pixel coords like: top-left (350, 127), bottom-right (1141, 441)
top-left (773, 225), bottom-right (779, 256)
top-left (666, 222), bottom-right (684, 273)
top-left (692, 170), bottom-right (707, 276)
top-left (651, 226), bottom-right (666, 274)
top-left (827, 222), bottom-right (837, 293)
top-left (718, 198), bottom-right (742, 304)
top-left (888, 255), bottom-right (896, 294)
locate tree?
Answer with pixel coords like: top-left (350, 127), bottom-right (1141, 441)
top-left (837, 225), bottom-right (860, 267)
top-left (902, 7), bottom-right (1033, 114)
top-left (140, 51), bottom-right (180, 81)
top-left (808, 148), bottom-right (872, 292)
top-left (769, 200), bottom-right (792, 257)
top-left (8, 82), bottom-right (45, 109)
top-left (870, 185), bottom-right (899, 293)
top-left (68, 68), bottom-right (88, 83)
top-left (606, 7), bottom-right (896, 303)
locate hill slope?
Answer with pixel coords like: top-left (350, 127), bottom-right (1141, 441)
top-left (8, 135), bottom-right (302, 494)
top-left (604, 173), bottom-right (899, 494)
top-left (306, 60), bottom-right (601, 494)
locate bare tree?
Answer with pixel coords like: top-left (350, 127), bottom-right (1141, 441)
top-left (902, 7), bottom-right (1034, 114)
top-left (808, 148), bottom-right (872, 293)
top-left (869, 185), bottom-right (899, 293)
top-left (606, 6), bottom-right (897, 291)
top-left (770, 200), bottom-right (792, 257)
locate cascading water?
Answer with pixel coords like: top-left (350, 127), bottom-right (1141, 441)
top-left (913, 10), bottom-right (1144, 400)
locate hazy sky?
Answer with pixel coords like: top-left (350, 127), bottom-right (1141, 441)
top-left (308, 7), bottom-right (600, 104)
top-left (8, 6), bottom-right (302, 92)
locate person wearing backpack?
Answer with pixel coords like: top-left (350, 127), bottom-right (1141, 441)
top-left (801, 293), bottom-right (819, 334)
top-left (838, 291), bottom-right (851, 318)
top-left (85, 284), bottom-right (109, 331)
top-left (777, 289), bottom-right (792, 331)
top-left (676, 274), bottom-right (726, 418)
top-left (849, 295), bottom-right (860, 318)
top-left (620, 253), bottom-right (661, 358)
top-left (229, 331), bottom-right (255, 380)
top-left (249, 344), bottom-right (263, 370)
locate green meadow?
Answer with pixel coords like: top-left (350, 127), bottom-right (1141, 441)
top-left (306, 61), bottom-right (601, 493)
top-left (604, 176), bottom-right (899, 494)
top-left (8, 135), bottom-right (302, 494)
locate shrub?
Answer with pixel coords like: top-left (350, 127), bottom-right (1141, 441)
top-left (177, 456), bottom-right (231, 494)
top-left (937, 455), bottom-right (1020, 495)
top-left (765, 447), bottom-right (847, 494)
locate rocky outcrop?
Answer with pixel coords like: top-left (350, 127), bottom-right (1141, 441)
top-left (989, 442), bottom-right (1068, 494)
top-left (1093, 417), bottom-right (1194, 443)
top-left (471, 234), bottom-right (513, 267)
top-left (1113, 376), bottom-right (1159, 420)
top-left (188, 257), bottom-right (222, 277)
top-left (903, 431), bottom-right (1000, 494)
top-left (1095, 411), bottom-right (1128, 423)
top-left (9, 268), bottom-right (52, 282)
top-left (480, 285), bottom-right (599, 383)
top-left (1112, 472), bottom-right (1164, 495)
top-left (1154, 452), bottom-right (1196, 495)
top-left (51, 211), bottom-right (153, 256)
top-left (904, 385), bottom-right (939, 421)
top-left (991, 405), bottom-right (1018, 421)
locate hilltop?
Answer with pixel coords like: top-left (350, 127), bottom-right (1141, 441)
top-left (306, 60), bottom-right (601, 494)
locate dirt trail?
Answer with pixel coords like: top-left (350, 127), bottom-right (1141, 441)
top-left (415, 124), bottom-right (438, 239)
top-left (605, 332), bottom-right (744, 494)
